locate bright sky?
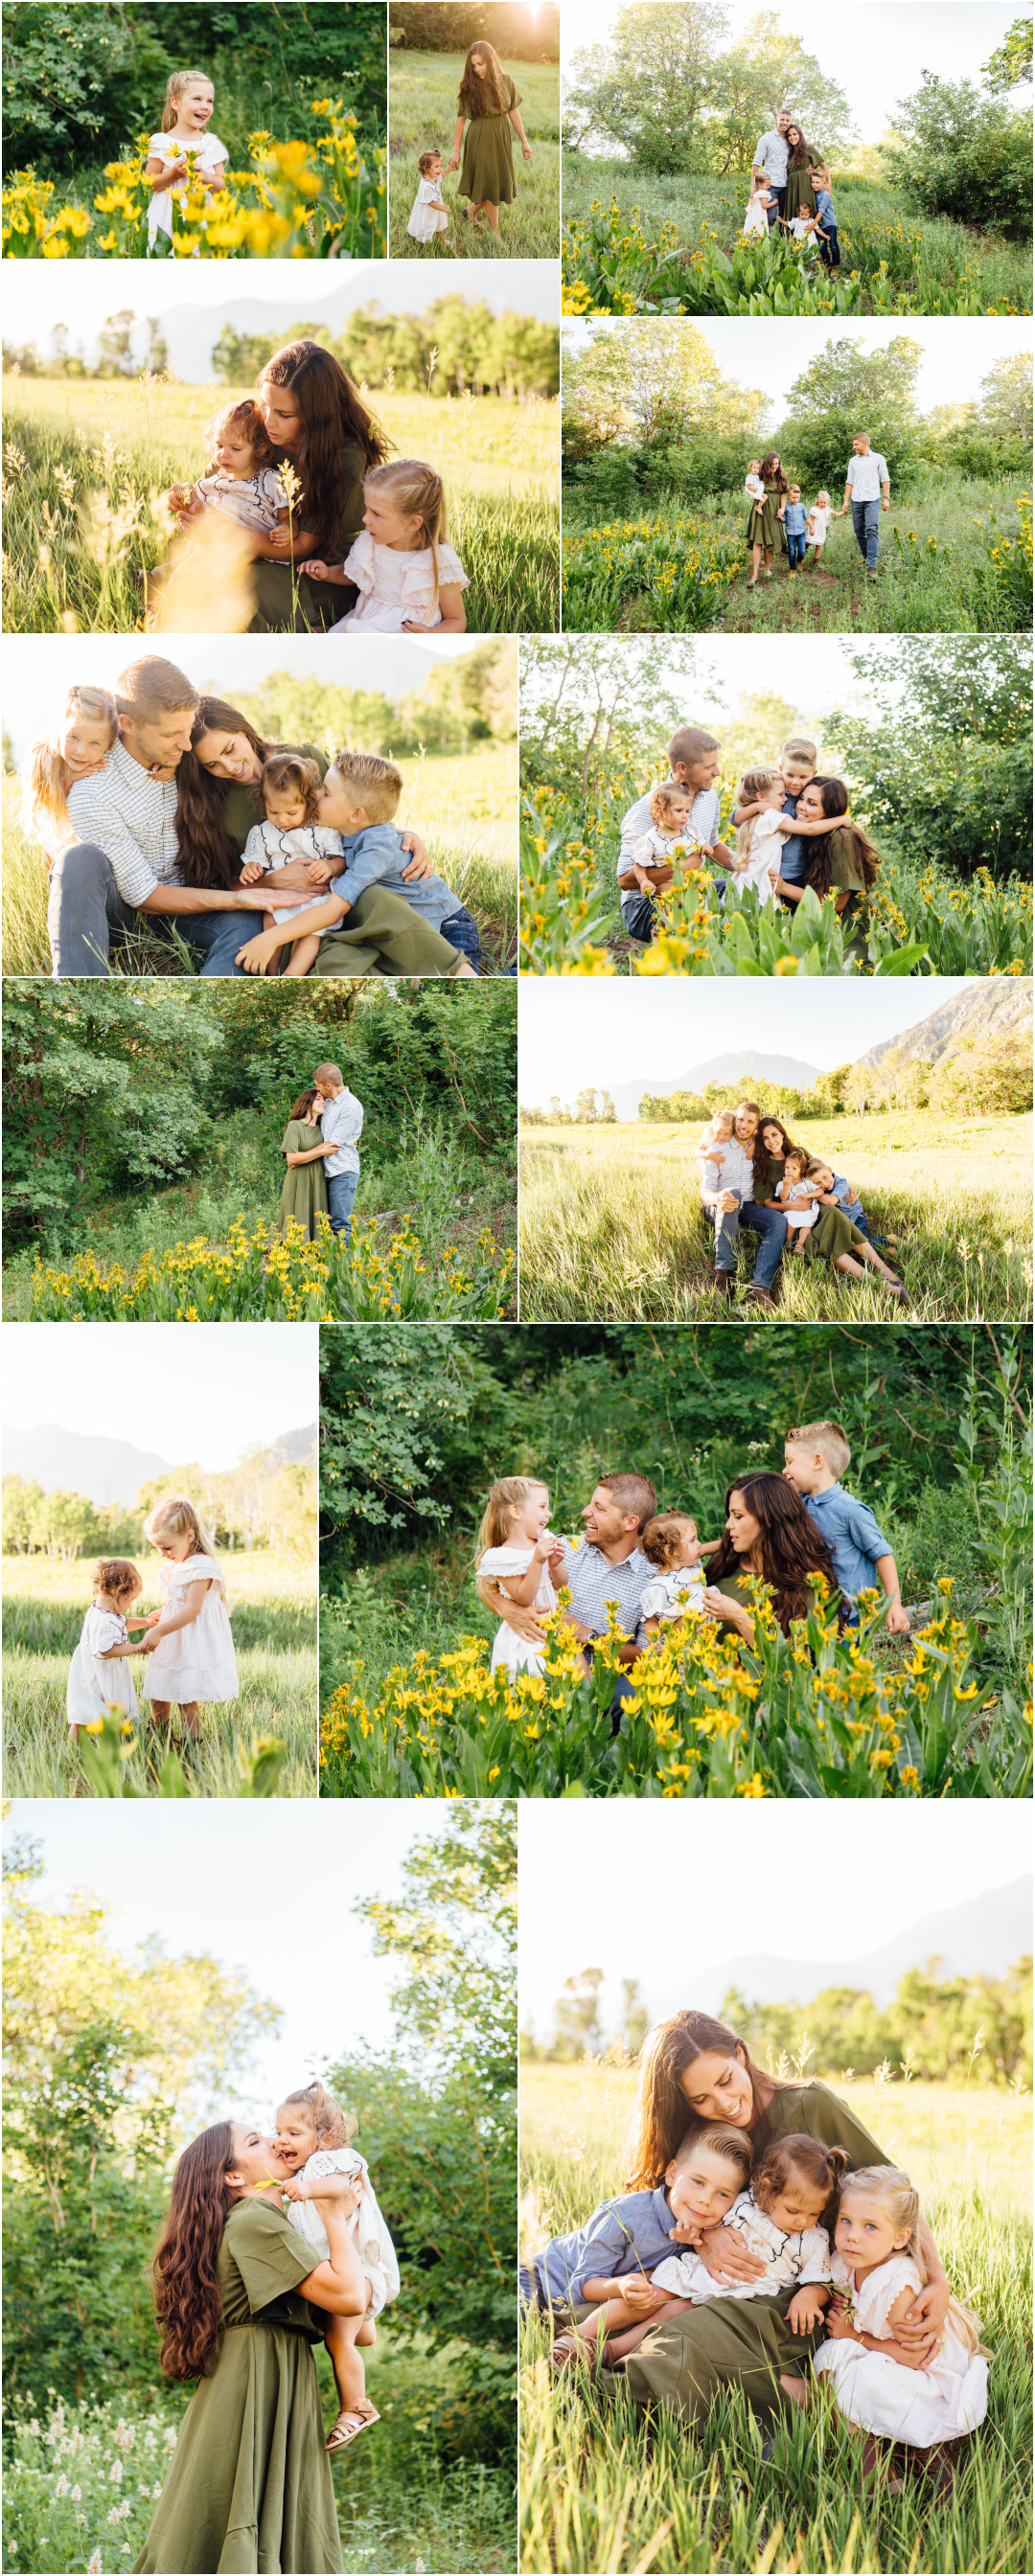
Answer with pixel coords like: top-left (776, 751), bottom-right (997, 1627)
top-left (0, 256), bottom-right (561, 353)
top-left (0, 632), bottom-right (488, 766)
top-left (518, 978), bottom-right (974, 1101)
top-left (562, 1), bottom-right (1028, 144)
top-left (564, 316), bottom-right (1033, 422)
top-left (2, 1324), bottom-right (317, 1467)
top-left (518, 1804), bottom-right (1034, 2039)
top-left (4, 1799), bottom-right (456, 2122)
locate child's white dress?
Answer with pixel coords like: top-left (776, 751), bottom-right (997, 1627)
top-left (478, 1544), bottom-right (557, 1678)
top-left (632, 823), bottom-right (696, 871)
top-left (813, 2250), bottom-right (988, 2447)
top-left (807, 505), bottom-right (832, 552)
top-left (143, 1555), bottom-right (239, 1704)
top-left (147, 132), bottom-right (227, 252)
top-left (196, 467), bottom-right (290, 535)
top-left (732, 809), bottom-right (783, 904)
top-left (286, 2148), bottom-right (401, 2318)
top-left (242, 820), bottom-right (343, 929)
top-left (66, 1606), bottom-right (139, 1728)
top-left (653, 2191), bottom-right (831, 2304)
top-left (782, 1178), bottom-right (819, 1233)
top-left (331, 530), bottom-right (470, 634)
top-left (789, 214), bottom-right (817, 250)
top-left (743, 193), bottom-right (770, 239)
top-left (640, 1563), bottom-right (706, 1625)
top-left (408, 176), bottom-right (448, 241)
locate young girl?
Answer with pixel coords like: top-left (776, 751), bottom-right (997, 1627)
top-left (777, 1146), bottom-right (823, 1249)
top-left (306, 460), bottom-right (469, 635)
top-left (66, 1560), bottom-right (153, 1743)
top-left (730, 766), bottom-right (794, 902)
top-left (813, 2164), bottom-right (989, 2447)
top-left (475, 1477), bottom-right (560, 1677)
top-left (168, 399), bottom-right (293, 546)
top-left (273, 2081), bottom-right (400, 2455)
top-left (140, 1498), bottom-right (238, 1741)
top-left (743, 182), bottom-right (776, 239)
top-left (630, 782), bottom-right (697, 902)
top-left (639, 1514), bottom-right (718, 1638)
top-left (407, 148), bottom-right (449, 243)
top-left (20, 685), bottom-right (119, 868)
top-left (447, 41), bottom-right (532, 238)
top-left (238, 754), bottom-right (342, 977)
top-left (145, 70), bottom-right (227, 255)
top-left (806, 490), bottom-right (832, 571)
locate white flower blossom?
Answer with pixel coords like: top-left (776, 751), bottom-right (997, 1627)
top-left (55, 2474), bottom-right (70, 2497)
top-left (109, 2461), bottom-right (123, 2485)
top-left (163, 2427), bottom-right (178, 2450)
top-left (86, 2552), bottom-right (104, 2574)
top-left (71, 2485), bottom-right (82, 2500)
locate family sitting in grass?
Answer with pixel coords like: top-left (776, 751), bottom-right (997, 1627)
top-left (522, 2008), bottom-right (989, 2488)
top-left (744, 109), bottom-right (840, 270)
top-left (66, 1497), bottom-right (239, 1749)
top-left (699, 1101), bottom-right (905, 1308)
top-left (745, 435), bottom-right (891, 588)
top-left (23, 658), bottom-right (479, 980)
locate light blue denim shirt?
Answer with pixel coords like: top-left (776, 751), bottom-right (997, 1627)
top-left (782, 502), bottom-right (808, 536)
top-left (816, 186), bottom-right (836, 222)
top-left (804, 1483), bottom-right (890, 1605)
top-left (533, 2185), bottom-right (682, 2307)
top-left (332, 825), bottom-right (459, 929)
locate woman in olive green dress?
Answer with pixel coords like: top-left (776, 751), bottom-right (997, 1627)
top-left (747, 452), bottom-right (788, 587)
top-left (757, 1120), bottom-right (907, 1300)
top-left (596, 2009), bottom-right (954, 2428)
top-left (248, 340), bottom-right (387, 634)
top-left (279, 1090), bottom-right (332, 1242)
top-left (698, 1469), bottom-right (840, 1650)
top-left (134, 2119), bottom-right (366, 2574)
top-left (782, 126), bottom-right (826, 223)
top-left (447, 40), bottom-right (532, 238)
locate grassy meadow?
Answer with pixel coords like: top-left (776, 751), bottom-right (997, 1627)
top-left (519, 2057), bottom-right (1033, 2575)
top-left (2, 376), bottom-right (560, 635)
top-left (1, 1549), bottom-right (316, 1798)
top-left (518, 1112), bottom-right (1033, 1322)
top-left (389, 49), bottom-right (560, 258)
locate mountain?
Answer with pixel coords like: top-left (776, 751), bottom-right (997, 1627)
top-left (3, 1425), bottom-right (172, 1508)
top-left (264, 1424), bottom-right (317, 1470)
top-left (668, 1878), bottom-right (1033, 2017)
top-left (857, 980), bottom-right (1033, 1071)
top-left (603, 1054), bottom-right (823, 1123)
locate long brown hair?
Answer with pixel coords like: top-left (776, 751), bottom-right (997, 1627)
top-left (290, 1086), bottom-right (320, 1121)
top-left (625, 2011), bottom-right (792, 2190)
top-left (458, 39), bottom-right (507, 116)
top-left (151, 2122), bottom-right (238, 2381)
top-left (759, 451), bottom-right (788, 492)
top-left (803, 778), bottom-right (881, 899)
top-left (785, 125), bottom-right (814, 170)
top-left (707, 1470), bottom-right (840, 1630)
top-left (759, 1115), bottom-right (800, 1167)
top-left (174, 696), bottom-right (275, 887)
top-left (256, 341), bottom-right (389, 558)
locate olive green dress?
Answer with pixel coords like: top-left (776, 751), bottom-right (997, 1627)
top-left (784, 152), bottom-right (823, 219)
top-left (249, 440), bottom-right (367, 633)
top-left (279, 1121), bottom-right (330, 1241)
top-left (825, 826), bottom-right (871, 963)
top-left (458, 76), bottom-right (519, 206)
top-left (218, 747), bottom-right (463, 979)
top-left (745, 480), bottom-right (784, 551)
top-left (133, 2199), bottom-right (343, 2575)
top-left (597, 2082), bottom-right (892, 2428)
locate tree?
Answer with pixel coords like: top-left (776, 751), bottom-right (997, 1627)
top-left (564, 318), bottom-right (765, 454)
top-left (977, 353), bottom-right (1033, 441)
top-left (707, 13), bottom-right (854, 174)
top-left (779, 334), bottom-right (923, 490)
top-left (826, 641), bottom-right (1032, 884)
top-left (552, 1967), bottom-right (606, 2058)
top-left (981, 15), bottom-right (1034, 91)
top-left (565, 2), bottom-right (732, 172)
top-left (930, 1035), bottom-right (1033, 1118)
top-left (97, 309), bottom-right (137, 377)
top-left (884, 70), bottom-right (1033, 238)
top-left (519, 636), bottom-right (699, 797)
top-left (714, 691), bottom-right (803, 785)
top-left (621, 1976), bottom-right (649, 2055)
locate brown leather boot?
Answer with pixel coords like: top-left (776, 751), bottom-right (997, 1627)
top-left (713, 1269), bottom-right (735, 1298)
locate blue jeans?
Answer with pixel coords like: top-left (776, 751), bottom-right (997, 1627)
top-left (851, 497), bottom-right (882, 571)
top-left (787, 531), bottom-right (806, 567)
top-left (766, 186), bottom-right (787, 227)
top-left (327, 1170), bottom-right (358, 1242)
top-left (440, 904), bottom-right (482, 971)
top-left (818, 222), bottom-right (840, 268)
top-left (47, 842), bottom-right (266, 978)
top-left (710, 1198), bottom-right (787, 1288)
top-left (620, 893), bottom-right (657, 943)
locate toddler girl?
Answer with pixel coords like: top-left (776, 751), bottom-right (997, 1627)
top-left (407, 148), bottom-right (449, 243)
top-left (139, 1497), bottom-right (238, 1742)
top-left (145, 70), bottom-right (227, 255)
top-left (20, 685), bottom-right (118, 869)
top-left (806, 490), bottom-right (832, 570)
top-left (306, 460), bottom-right (469, 634)
top-left (239, 754), bottom-right (343, 978)
top-left (475, 1477), bottom-right (560, 1678)
top-left (777, 1147), bottom-right (823, 1248)
top-left (274, 2081), bottom-right (400, 2454)
top-left (66, 1559), bottom-right (154, 1743)
top-left (813, 2164), bottom-right (989, 2448)
top-left (639, 1513), bottom-right (718, 1637)
top-left (630, 783), bottom-right (698, 902)
top-left (730, 766), bottom-right (793, 903)
top-left (696, 1107), bottom-right (736, 1169)
top-left (168, 399), bottom-right (293, 546)
top-left (743, 183), bottom-right (776, 239)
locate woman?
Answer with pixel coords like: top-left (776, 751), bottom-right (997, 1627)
top-left (179, 695), bottom-right (469, 978)
top-left (249, 340), bottom-right (390, 634)
top-left (710, 1099), bottom-right (789, 1305)
top-left (279, 1089), bottom-right (331, 1242)
top-left (447, 41), bottom-right (532, 238)
top-left (746, 453), bottom-right (787, 589)
top-left (594, 2009), bottom-right (953, 2429)
top-left (700, 1470), bottom-right (840, 1647)
top-left (757, 1120), bottom-right (906, 1299)
top-left (133, 2119), bottom-right (365, 2574)
top-left (782, 125), bottom-right (825, 224)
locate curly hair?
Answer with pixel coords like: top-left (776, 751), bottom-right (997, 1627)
top-left (458, 39), bottom-right (507, 117)
top-left (92, 1558), bottom-right (141, 1606)
top-left (262, 752), bottom-right (321, 823)
top-left (151, 2123), bottom-right (238, 2381)
top-left (256, 340), bottom-right (389, 559)
top-left (279, 2081), bottom-right (356, 2150)
top-left (205, 398), bottom-right (275, 474)
top-left (706, 1470), bottom-right (840, 1630)
top-left (623, 2011), bottom-right (794, 2191)
top-left (803, 778), bottom-right (881, 900)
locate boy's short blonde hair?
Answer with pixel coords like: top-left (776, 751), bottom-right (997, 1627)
top-left (789, 485), bottom-right (801, 496)
top-left (781, 737), bottom-right (816, 764)
top-left (786, 1420), bottom-right (851, 1476)
top-left (330, 749), bottom-right (402, 827)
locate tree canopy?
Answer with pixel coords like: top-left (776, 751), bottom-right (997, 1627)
top-left (564, 2), bottom-right (852, 173)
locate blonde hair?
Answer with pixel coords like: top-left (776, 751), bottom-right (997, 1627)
top-left (21, 685), bottom-right (118, 836)
top-left (475, 1475), bottom-right (547, 1561)
top-left (705, 1107), bottom-right (735, 1136)
top-left (735, 765), bottom-right (780, 860)
top-left (206, 397), bottom-right (274, 473)
top-left (278, 2080), bottom-right (356, 2150)
top-left (92, 1558), bottom-right (142, 1607)
top-left (143, 1495), bottom-right (220, 1570)
top-left (781, 736), bottom-right (817, 762)
top-left (641, 1512), bottom-right (699, 1571)
top-left (672, 2120), bottom-right (752, 2190)
top-left (839, 2168), bottom-right (991, 2357)
top-left (328, 748), bottom-right (402, 829)
top-left (816, 490), bottom-right (830, 506)
top-left (786, 1419), bottom-right (851, 1476)
top-left (161, 68), bottom-right (213, 132)
top-left (649, 782), bottom-right (691, 832)
top-left (364, 458), bottom-right (448, 602)
top-left (262, 752), bottom-right (320, 822)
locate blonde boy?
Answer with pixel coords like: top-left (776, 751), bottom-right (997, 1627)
top-left (234, 750), bottom-right (478, 978)
top-left (783, 1421), bottom-right (910, 1634)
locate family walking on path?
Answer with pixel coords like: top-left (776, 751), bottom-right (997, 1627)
top-left (745, 437), bottom-right (891, 589)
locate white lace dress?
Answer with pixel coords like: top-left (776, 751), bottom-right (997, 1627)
top-left (331, 530), bottom-right (470, 633)
top-left (286, 2148), bottom-right (401, 2317)
top-left (743, 191), bottom-right (771, 239)
top-left (653, 2190), bottom-right (831, 2303)
top-left (242, 819), bottom-right (343, 927)
top-left (813, 2250), bottom-right (988, 2447)
top-left (639, 1564), bottom-right (707, 1624)
top-left (146, 131), bottom-right (227, 251)
top-left (143, 1554), bottom-right (239, 1704)
top-left (196, 466), bottom-right (289, 534)
top-left (66, 1606), bottom-right (139, 1728)
top-left (782, 1178), bottom-right (819, 1233)
top-left (478, 1543), bottom-right (557, 1677)
top-left (732, 808), bottom-right (783, 904)
top-left (407, 176), bottom-right (448, 240)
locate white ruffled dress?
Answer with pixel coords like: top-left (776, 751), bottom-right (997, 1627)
top-left (143, 1553), bottom-right (239, 1705)
top-left (813, 2250), bottom-right (989, 2447)
top-left (66, 1605), bottom-right (139, 1728)
top-left (407, 176), bottom-right (448, 241)
top-left (331, 530), bottom-right (470, 633)
top-left (286, 2148), bottom-right (401, 2317)
top-left (743, 191), bottom-right (771, 239)
top-left (146, 131), bottom-right (227, 252)
top-left (478, 1543), bottom-right (557, 1677)
top-left (732, 808), bottom-right (783, 905)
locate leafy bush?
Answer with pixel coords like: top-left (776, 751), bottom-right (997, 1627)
top-left (884, 74), bottom-right (1034, 239)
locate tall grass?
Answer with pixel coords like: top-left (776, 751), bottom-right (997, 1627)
top-left (518, 1115), bottom-right (1033, 1322)
top-left (390, 50), bottom-right (559, 258)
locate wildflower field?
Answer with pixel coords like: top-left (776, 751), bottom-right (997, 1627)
top-left (561, 469), bottom-right (1032, 636)
top-left (3, 102), bottom-right (387, 259)
top-left (16, 1206), bottom-right (515, 1326)
top-left (2, 1549), bottom-right (316, 1799)
top-left (518, 1112), bottom-right (1033, 1324)
top-left (390, 51), bottom-right (560, 261)
top-left (520, 2059), bottom-right (1033, 2576)
top-left (561, 162), bottom-right (1033, 316)
top-left (3, 376), bottom-right (560, 634)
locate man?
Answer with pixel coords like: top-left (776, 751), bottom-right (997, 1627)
top-left (840, 433), bottom-right (890, 581)
top-left (751, 109), bottom-right (794, 229)
top-left (477, 1473), bottom-right (656, 1684)
top-left (311, 1062), bottom-right (363, 1242)
top-left (617, 726), bottom-right (735, 945)
top-left (699, 1104), bottom-right (787, 1310)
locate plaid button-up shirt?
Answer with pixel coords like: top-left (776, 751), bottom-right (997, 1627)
top-left (66, 739), bottom-right (182, 907)
top-left (556, 1536), bottom-right (653, 1642)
